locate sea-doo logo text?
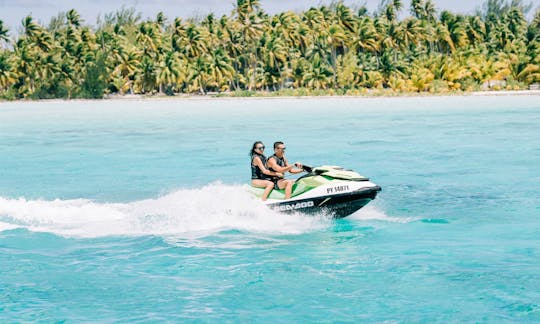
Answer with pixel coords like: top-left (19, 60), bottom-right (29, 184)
top-left (276, 201), bottom-right (315, 211)
top-left (327, 185), bottom-right (349, 194)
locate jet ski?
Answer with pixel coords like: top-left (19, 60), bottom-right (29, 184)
top-left (249, 165), bottom-right (381, 218)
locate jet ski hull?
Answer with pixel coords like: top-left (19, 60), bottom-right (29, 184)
top-left (250, 165), bottom-right (382, 219)
top-left (265, 185), bottom-right (381, 218)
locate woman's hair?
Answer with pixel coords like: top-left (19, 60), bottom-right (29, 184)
top-left (250, 141), bottom-right (264, 157)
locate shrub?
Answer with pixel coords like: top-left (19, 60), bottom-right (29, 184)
top-left (78, 55), bottom-right (107, 99)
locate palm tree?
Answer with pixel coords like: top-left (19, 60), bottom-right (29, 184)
top-left (303, 57), bottom-right (332, 90)
top-left (336, 51), bottom-right (360, 89)
top-left (376, 17), bottom-right (398, 53)
top-left (517, 64), bottom-right (540, 84)
top-left (395, 17), bottom-right (423, 51)
top-left (534, 9), bottom-right (540, 31)
top-left (22, 16), bottom-right (41, 40)
top-left (440, 11), bottom-right (469, 50)
top-left (136, 55), bottom-right (157, 93)
top-left (411, 0), bottom-right (424, 19)
top-left (435, 21), bottom-right (455, 53)
top-left (0, 20), bottom-right (9, 48)
top-left (235, 0), bottom-right (261, 19)
top-left (361, 70), bottom-right (384, 88)
top-left (290, 21), bottom-right (310, 56)
top-left (114, 47), bottom-right (138, 80)
top-left (234, 0), bottom-right (264, 90)
top-left (0, 52), bottom-right (16, 91)
top-left (16, 17), bottom-right (56, 96)
top-left (326, 24), bottom-right (347, 86)
top-left (155, 12), bottom-right (167, 32)
top-left (66, 9), bottom-right (82, 27)
top-left (380, 0), bottom-right (403, 22)
top-left (354, 16), bottom-right (380, 54)
top-left (172, 17), bottom-right (186, 52)
top-left (13, 40), bottom-right (36, 96)
top-left (465, 16), bottom-right (486, 47)
top-left (411, 0), bottom-right (437, 22)
top-left (208, 48), bottom-right (234, 91)
top-left (423, 0), bottom-right (437, 23)
top-left (136, 22), bottom-right (159, 57)
top-left (261, 33), bottom-right (287, 89)
top-left (334, 2), bottom-right (356, 33)
top-left (506, 7), bottom-right (527, 41)
top-left (38, 53), bottom-right (61, 81)
top-left (111, 75), bottom-right (131, 95)
top-left (378, 49), bottom-right (406, 82)
top-left (184, 23), bottom-right (208, 58)
top-left (189, 55), bottom-right (211, 94)
top-left (426, 54), bottom-right (469, 89)
top-left (410, 66), bottom-right (434, 91)
top-left (158, 51), bottom-right (182, 94)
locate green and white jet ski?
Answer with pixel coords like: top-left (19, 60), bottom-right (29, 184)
top-left (249, 165), bottom-right (381, 218)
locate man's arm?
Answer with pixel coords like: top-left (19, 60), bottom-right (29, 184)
top-left (284, 158), bottom-right (303, 174)
top-left (267, 157), bottom-right (293, 173)
top-left (289, 167), bottom-right (304, 174)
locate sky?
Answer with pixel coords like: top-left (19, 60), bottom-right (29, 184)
top-left (0, 0), bottom-right (534, 32)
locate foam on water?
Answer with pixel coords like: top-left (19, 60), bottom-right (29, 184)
top-left (0, 184), bottom-right (400, 239)
top-left (0, 183), bottom-right (336, 238)
top-left (0, 221), bottom-right (20, 231)
top-left (349, 205), bottom-right (420, 223)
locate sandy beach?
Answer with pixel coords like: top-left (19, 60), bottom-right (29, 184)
top-left (2, 89), bottom-right (539, 104)
top-left (106, 89), bottom-right (540, 100)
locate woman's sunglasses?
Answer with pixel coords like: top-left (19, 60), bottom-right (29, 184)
top-left (256, 146), bottom-right (265, 150)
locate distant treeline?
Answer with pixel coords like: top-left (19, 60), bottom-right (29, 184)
top-left (0, 0), bottom-right (539, 99)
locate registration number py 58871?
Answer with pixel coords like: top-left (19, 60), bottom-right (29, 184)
top-left (326, 185), bottom-right (349, 194)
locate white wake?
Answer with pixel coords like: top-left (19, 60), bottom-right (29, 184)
top-left (0, 183), bottom-right (330, 238)
top-left (348, 205), bottom-right (421, 223)
top-left (0, 184), bottom-right (407, 239)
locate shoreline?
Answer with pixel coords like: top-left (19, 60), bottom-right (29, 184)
top-left (1, 89), bottom-right (539, 103)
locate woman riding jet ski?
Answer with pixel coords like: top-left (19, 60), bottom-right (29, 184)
top-left (249, 141), bottom-right (381, 218)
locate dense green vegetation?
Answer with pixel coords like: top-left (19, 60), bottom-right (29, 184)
top-left (0, 0), bottom-right (539, 99)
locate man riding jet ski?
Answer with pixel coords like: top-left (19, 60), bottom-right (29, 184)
top-left (249, 165), bottom-right (381, 219)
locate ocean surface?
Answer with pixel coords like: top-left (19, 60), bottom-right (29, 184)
top-left (1, 96), bottom-right (539, 322)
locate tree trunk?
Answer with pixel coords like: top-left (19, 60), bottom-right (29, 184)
top-left (332, 47), bottom-right (337, 88)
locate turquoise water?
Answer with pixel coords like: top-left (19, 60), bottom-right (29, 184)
top-left (1, 96), bottom-right (539, 322)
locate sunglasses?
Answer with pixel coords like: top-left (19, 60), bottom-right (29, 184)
top-left (256, 146), bottom-right (265, 150)
top-left (278, 147), bottom-right (286, 150)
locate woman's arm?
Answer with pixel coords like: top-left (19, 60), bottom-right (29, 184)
top-left (254, 156), bottom-right (283, 177)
